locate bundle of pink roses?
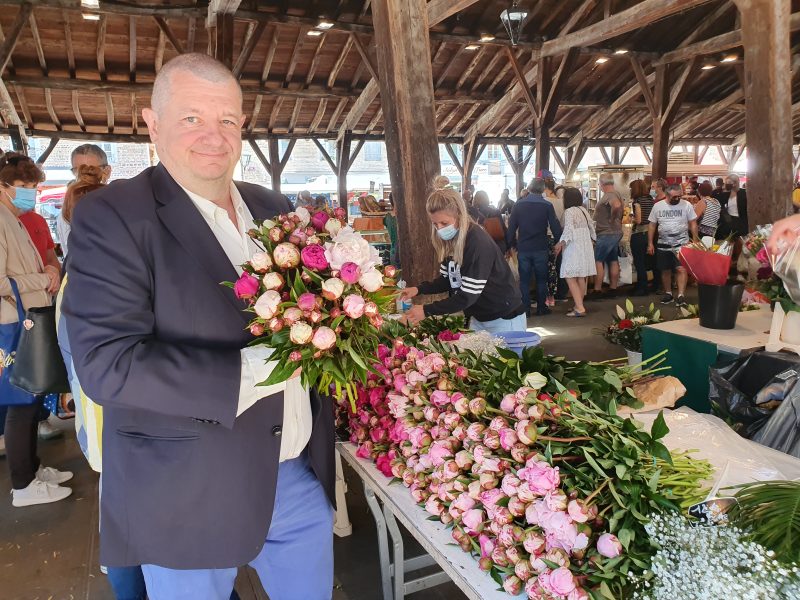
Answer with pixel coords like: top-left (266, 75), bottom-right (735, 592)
top-left (228, 206), bottom-right (397, 406)
top-left (337, 339), bottom-right (704, 599)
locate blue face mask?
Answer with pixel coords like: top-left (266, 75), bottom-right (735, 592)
top-left (436, 224), bottom-right (458, 241)
top-left (9, 187), bottom-right (36, 212)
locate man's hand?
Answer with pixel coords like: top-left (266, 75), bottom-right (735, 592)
top-left (768, 214), bottom-right (800, 256)
top-left (399, 286), bottom-right (419, 301)
top-left (43, 265), bottom-right (61, 295)
top-left (647, 243), bottom-right (655, 256)
top-left (405, 304), bottom-right (425, 325)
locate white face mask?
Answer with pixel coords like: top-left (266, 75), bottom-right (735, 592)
top-left (436, 224), bottom-right (458, 241)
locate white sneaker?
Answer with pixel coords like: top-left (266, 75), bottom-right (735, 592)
top-left (12, 478), bottom-right (72, 507)
top-left (0, 435), bottom-right (5, 457)
top-left (38, 419), bottom-right (63, 440)
top-left (36, 465), bottom-right (73, 485)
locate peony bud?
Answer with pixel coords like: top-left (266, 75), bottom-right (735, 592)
top-left (340, 262), bottom-right (362, 285)
top-left (311, 326), bottom-right (337, 351)
top-left (514, 560), bottom-right (532, 582)
top-left (515, 419), bottom-right (538, 445)
top-left (596, 533), bottom-right (623, 558)
top-left (289, 322), bottom-right (313, 345)
top-left (343, 294), bottom-right (366, 318)
top-left (249, 251), bottom-right (273, 273)
top-left (289, 350), bottom-right (302, 362)
top-left (268, 227), bottom-right (284, 243)
top-left (454, 365), bottom-right (468, 379)
top-left (254, 290), bottom-right (282, 320)
top-left (249, 323), bottom-right (265, 336)
top-left (262, 271), bottom-right (285, 291)
top-left (310, 310), bottom-right (324, 324)
top-left (297, 292), bottom-right (317, 312)
top-left (268, 317), bottom-right (284, 332)
top-left (233, 273), bottom-right (260, 300)
top-left (478, 557), bottom-right (493, 572)
top-left (364, 301), bottom-right (379, 318)
top-left (502, 576), bottom-right (523, 595)
top-left (272, 242), bottom-right (301, 269)
top-left (359, 268), bottom-right (384, 293)
top-left (283, 307), bottom-right (303, 325)
top-left (469, 397), bottom-right (486, 416)
top-left (384, 265), bottom-right (397, 278)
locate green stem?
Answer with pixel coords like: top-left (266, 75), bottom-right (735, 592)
top-left (585, 478), bottom-right (610, 504)
top-left (538, 435), bottom-right (592, 443)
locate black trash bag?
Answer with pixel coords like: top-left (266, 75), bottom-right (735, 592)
top-left (751, 388), bottom-right (800, 457)
top-left (709, 351), bottom-right (800, 438)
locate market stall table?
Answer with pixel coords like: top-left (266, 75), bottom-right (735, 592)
top-left (641, 307), bottom-right (773, 413)
top-left (337, 441), bottom-right (506, 600)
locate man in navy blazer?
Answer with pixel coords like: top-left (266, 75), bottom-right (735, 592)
top-left (63, 54), bottom-right (335, 599)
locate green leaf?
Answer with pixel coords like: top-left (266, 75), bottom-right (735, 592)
top-left (614, 463), bottom-right (628, 479)
top-left (599, 582), bottom-right (616, 600)
top-left (582, 449), bottom-right (607, 477)
top-left (603, 370), bottom-right (623, 392)
top-left (650, 410), bottom-right (669, 440)
top-left (648, 441), bottom-right (673, 465)
top-left (625, 298), bottom-right (634, 313)
top-left (490, 568), bottom-right (503, 586)
top-left (617, 527), bottom-right (634, 550)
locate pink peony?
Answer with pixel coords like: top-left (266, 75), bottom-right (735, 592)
top-left (321, 277), bottom-right (345, 300)
top-left (568, 587), bottom-right (590, 600)
top-left (454, 450), bottom-right (473, 470)
top-left (498, 428), bottom-right (518, 451)
top-left (522, 530), bottom-right (546, 554)
top-left (461, 509), bottom-right (485, 534)
top-left (300, 244), bottom-right (329, 271)
top-left (596, 533), bottom-right (623, 558)
top-left (364, 301), bottom-right (379, 317)
top-left (756, 246), bottom-right (769, 265)
top-left (250, 323), bottom-right (265, 336)
top-left (289, 322), bottom-right (313, 345)
top-left (428, 440), bottom-right (452, 466)
top-left (502, 576), bottom-right (523, 596)
top-left (515, 419), bottom-right (539, 445)
top-left (340, 262), bottom-right (362, 284)
top-left (480, 488), bottom-right (506, 510)
top-left (359, 268), bottom-right (384, 292)
top-left (311, 211), bottom-right (330, 232)
top-left (283, 306), bottom-right (303, 325)
top-left (478, 533), bottom-right (495, 558)
top-left (430, 390), bottom-right (451, 408)
top-left (333, 207), bottom-right (347, 220)
top-left (272, 242), bottom-right (301, 269)
top-left (501, 474), bottom-right (521, 497)
top-left (515, 560), bottom-right (532, 582)
top-left (233, 272), bottom-right (259, 300)
top-left (343, 294), bottom-right (366, 318)
top-left (288, 350), bottom-right (302, 362)
top-left (254, 290), bottom-right (282, 319)
top-left (311, 326), bottom-right (337, 351)
top-left (425, 496), bottom-right (443, 516)
top-left (384, 264), bottom-right (397, 279)
top-left (375, 454), bottom-right (392, 478)
top-left (500, 394), bottom-right (517, 414)
top-left (539, 567), bottom-right (576, 597)
top-left (297, 292), bottom-right (317, 312)
top-left (262, 271), bottom-right (285, 291)
top-left (249, 251), bottom-right (272, 272)
top-left (406, 370), bottom-right (427, 386)
top-left (567, 499), bottom-right (591, 523)
top-left (448, 493), bottom-right (476, 518)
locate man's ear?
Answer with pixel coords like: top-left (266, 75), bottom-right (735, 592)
top-left (142, 108), bottom-right (158, 143)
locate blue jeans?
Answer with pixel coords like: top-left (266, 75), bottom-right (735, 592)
top-left (518, 250), bottom-right (550, 313)
top-left (107, 567), bottom-right (147, 600)
top-left (471, 313), bottom-right (527, 335)
top-left (141, 453), bottom-right (334, 600)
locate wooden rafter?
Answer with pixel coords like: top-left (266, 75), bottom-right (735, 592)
top-left (233, 20), bottom-right (266, 78)
top-left (328, 35), bottom-right (354, 88)
top-left (471, 46), bottom-right (504, 91)
top-left (550, 147), bottom-right (567, 173)
top-left (629, 56), bottom-right (656, 119)
top-left (450, 103), bottom-right (482, 136)
top-left (128, 16), bottom-right (136, 82)
top-left (309, 98), bottom-right (327, 132)
top-left (130, 91), bottom-right (137, 134)
top-left (155, 28), bottom-right (166, 73)
top-left (97, 15), bottom-right (107, 79)
top-left (304, 32), bottom-right (328, 86)
top-left (288, 99), bottom-right (302, 133)
top-left (0, 3), bottom-right (31, 76)
top-left (426, 0), bottom-right (482, 27)
top-left (438, 105), bottom-right (461, 134)
top-left (187, 15), bottom-right (196, 52)
top-left (284, 27), bottom-right (306, 85)
top-left (36, 135), bottom-right (59, 164)
top-left (13, 84), bottom-right (30, 127)
top-left (435, 46), bottom-right (462, 89)
top-left (543, 49), bottom-right (579, 126)
top-left (327, 98), bottom-right (348, 133)
top-left (248, 95), bottom-right (262, 133)
top-left (105, 93), bottom-right (114, 133)
top-left (0, 79), bottom-right (26, 147)
top-left (71, 90), bottom-right (85, 131)
top-left (28, 10), bottom-right (47, 75)
top-left (260, 25), bottom-right (279, 84)
top-left (63, 10), bottom-right (75, 78)
top-left (351, 33), bottom-right (379, 82)
top-left (506, 47), bottom-right (538, 121)
top-left (154, 16), bottom-right (184, 54)
top-left (366, 107), bottom-right (382, 132)
top-left (44, 88), bottom-right (60, 129)
top-left (269, 96), bottom-right (284, 131)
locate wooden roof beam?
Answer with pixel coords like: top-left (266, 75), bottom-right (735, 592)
top-left (128, 16), bottom-right (136, 82)
top-left (0, 2), bottom-right (31, 76)
top-left (97, 14), bottom-right (107, 80)
top-left (27, 10), bottom-right (46, 75)
top-left (350, 34), bottom-right (379, 82)
top-left (154, 16), bottom-right (185, 55)
top-left (303, 31), bottom-right (328, 86)
top-left (328, 35), bottom-right (353, 89)
top-left (426, 0), bottom-right (481, 27)
top-left (0, 79), bottom-right (26, 148)
top-left (260, 25), bottom-right (279, 85)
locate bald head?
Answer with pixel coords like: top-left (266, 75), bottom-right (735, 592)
top-left (151, 53), bottom-right (241, 115)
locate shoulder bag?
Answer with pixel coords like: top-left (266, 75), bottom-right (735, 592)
top-left (0, 279), bottom-right (38, 405)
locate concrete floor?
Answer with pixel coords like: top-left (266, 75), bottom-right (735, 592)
top-left (0, 287), bottom-right (688, 600)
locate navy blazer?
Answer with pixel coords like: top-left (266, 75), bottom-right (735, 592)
top-left (63, 164), bottom-right (335, 569)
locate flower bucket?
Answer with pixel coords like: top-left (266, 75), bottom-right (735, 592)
top-left (626, 349), bottom-right (642, 372)
top-left (495, 331), bottom-right (541, 356)
top-left (698, 283), bottom-right (744, 330)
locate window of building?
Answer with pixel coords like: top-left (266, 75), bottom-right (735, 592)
top-left (364, 141), bottom-right (383, 162)
top-left (487, 145), bottom-right (501, 160)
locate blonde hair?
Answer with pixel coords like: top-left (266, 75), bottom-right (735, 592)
top-left (427, 175), bottom-right (472, 264)
top-left (63, 165), bottom-right (105, 223)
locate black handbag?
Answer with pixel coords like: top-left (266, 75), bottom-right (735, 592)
top-left (9, 304), bottom-right (70, 395)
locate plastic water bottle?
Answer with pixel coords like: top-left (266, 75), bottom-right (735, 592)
top-left (396, 280), bottom-right (413, 313)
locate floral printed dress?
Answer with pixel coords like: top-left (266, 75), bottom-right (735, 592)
top-left (559, 206), bottom-right (597, 279)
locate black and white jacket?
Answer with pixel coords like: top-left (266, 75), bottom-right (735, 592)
top-left (418, 224), bottom-right (524, 323)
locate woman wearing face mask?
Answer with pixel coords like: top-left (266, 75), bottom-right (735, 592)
top-left (0, 153), bottom-right (71, 507)
top-left (400, 176), bottom-right (526, 334)
top-left (715, 173), bottom-right (748, 240)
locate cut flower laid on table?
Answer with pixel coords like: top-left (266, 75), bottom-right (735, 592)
top-left (226, 205), bottom-right (397, 406)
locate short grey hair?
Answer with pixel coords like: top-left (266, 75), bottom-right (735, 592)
top-left (599, 173), bottom-right (615, 187)
top-left (666, 183), bottom-right (682, 194)
top-left (151, 53), bottom-right (241, 114)
top-left (528, 178), bottom-right (546, 194)
top-left (71, 144), bottom-right (108, 165)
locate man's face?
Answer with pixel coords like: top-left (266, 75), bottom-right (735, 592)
top-left (142, 71), bottom-right (244, 190)
top-left (72, 153), bottom-right (111, 182)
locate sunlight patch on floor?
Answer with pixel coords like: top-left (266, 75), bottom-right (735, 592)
top-left (527, 326), bottom-right (556, 338)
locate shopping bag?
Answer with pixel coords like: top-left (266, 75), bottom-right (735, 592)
top-left (0, 279), bottom-right (37, 406)
top-left (9, 303), bottom-right (70, 395)
top-left (618, 255), bottom-right (633, 286)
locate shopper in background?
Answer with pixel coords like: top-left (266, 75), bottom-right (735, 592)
top-left (542, 171), bottom-right (565, 307)
top-left (506, 178), bottom-right (562, 317)
top-left (498, 188), bottom-right (514, 215)
top-left (554, 187), bottom-right (596, 317)
top-left (630, 178), bottom-right (655, 296)
top-left (720, 173), bottom-right (748, 236)
top-left (295, 189), bottom-right (313, 208)
top-left (648, 183), bottom-right (698, 307)
top-left (694, 181), bottom-right (722, 239)
top-left (58, 166), bottom-right (106, 258)
top-left (589, 173), bottom-right (624, 299)
top-left (0, 153), bottom-right (72, 507)
top-left (401, 176), bottom-right (525, 334)
top-left (474, 190), bottom-right (507, 252)
top-left (70, 144), bottom-right (111, 184)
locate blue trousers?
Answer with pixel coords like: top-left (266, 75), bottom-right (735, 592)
top-left (518, 250), bottom-right (550, 313)
top-left (471, 313), bottom-right (527, 335)
top-left (141, 453), bottom-right (334, 600)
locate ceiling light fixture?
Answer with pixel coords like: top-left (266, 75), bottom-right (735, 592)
top-left (721, 54), bottom-right (738, 63)
top-left (614, 49), bottom-right (629, 55)
top-left (500, 0), bottom-right (529, 47)
top-left (465, 44), bottom-right (480, 51)
top-left (82, 12), bottom-right (100, 20)
top-left (595, 57), bottom-right (609, 64)
top-left (480, 33), bottom-right (496, 43)
top-left (701, 62), bottom-right (716, 70)
top-left (80, 0), bottom-right (100, 8)
top-left (307, 29), bottom-right (324, 37)
top-left (317, 19), bottom-right (334, 30)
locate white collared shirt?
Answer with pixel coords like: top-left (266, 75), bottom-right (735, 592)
top-left (182, 183), bottom-right (312, 462)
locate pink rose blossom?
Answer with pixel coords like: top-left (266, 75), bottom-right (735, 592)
top-left (539, 567), bottom-right (576, 597)
top-left (233, 272), bottom-right (260, 300)
top-left (340, 262), bottom-right (362, 284)
top-left (311, 326), bottom-right (336, 351)
top-left (343, 294), bottom-right (366, 318)
top-left (254, 290), bottom-right (282, 319)
top-left (596, 533), bottom-right (623, 558)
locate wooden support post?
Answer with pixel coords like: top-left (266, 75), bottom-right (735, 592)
top-left (534, 124), bottom-right (550, 174)
top-left (371, 0), bottom-right (441, 282)
top-left (735, 0), bottom-right (793, 224)
top-left (336, 131), bottom-right (352, 210)
top-left (36, 136), bottom-right (59, 164)
top-left (501, 144), bottom-right (533, 197)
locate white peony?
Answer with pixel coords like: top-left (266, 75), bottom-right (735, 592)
top-left (250, 252), bottom-right (273, 272)
top-left (325, 218), bottom-right (343, 237)
top-left (324, 227), bottom-right (380, 271)
top-left (254, 290), bottom-right (282, 320)
top-left (294, 206), bottom-right (311, 227)
top-left (358, 268), bottom-right (384, 293)
top-left (289, 321), bottom-right (313, 345)
top-left (523, 372), bottom-right (547, 390)
top-left (262, 272), bottom-right (285, 291)
top-left (321, 277), bottom-right (345, 300)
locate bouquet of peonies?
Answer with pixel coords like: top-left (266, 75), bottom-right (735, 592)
top-left (338, 339), bottom-right (712, 599)
top-left (228, 206), bottom-right (397, 406)
top-left (601, 300), bottom-right (662, 353)
top-left (742, 224), bottom-right (800, 314)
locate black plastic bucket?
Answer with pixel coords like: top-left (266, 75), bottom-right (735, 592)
top-left (698, 282), bottom-right (745, 330)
